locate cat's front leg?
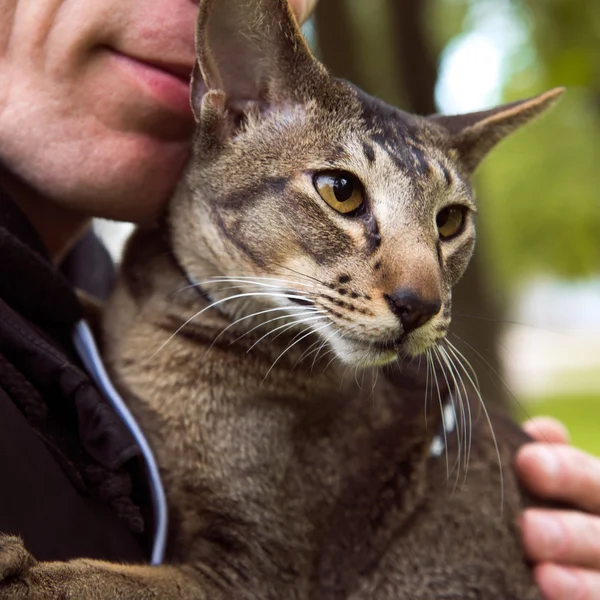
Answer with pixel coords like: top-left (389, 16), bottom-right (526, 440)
top-left (0, 535), bottom-right (218, 600)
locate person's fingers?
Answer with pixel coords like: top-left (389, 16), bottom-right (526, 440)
top-left (289, 0), bottom-right (318, 24)
top-left (515, 444), bottom-right (600, 514)
top-left (520, 509), bottom-right (600, 569)
top-left (522, 417), bottom-right (570, 444)
top-left (535, 564), bottom-right (600, 600)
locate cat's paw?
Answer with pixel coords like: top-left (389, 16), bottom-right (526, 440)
top-left (0, 536), bottom-right (39, 599)
top-left (0, 536), bottom-right (36, 583)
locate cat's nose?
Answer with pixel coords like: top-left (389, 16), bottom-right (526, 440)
top-left (384, 289), bottom-right (441, 334)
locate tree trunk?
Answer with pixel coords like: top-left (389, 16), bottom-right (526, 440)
top-left (313, 0), bottom-right (363, 86)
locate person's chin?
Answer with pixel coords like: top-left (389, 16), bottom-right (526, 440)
top-left (69, 140), bottom-right (189, 223)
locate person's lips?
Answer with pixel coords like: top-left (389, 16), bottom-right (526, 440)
top-left (106, 47), bottom-right (194, 117)
top-left (132, 56), bottom-right (193, 83)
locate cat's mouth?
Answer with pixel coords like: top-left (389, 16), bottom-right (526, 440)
top-left (284, 294), bottom-right (441, 365)
top-left (370, 338), bottom-right (403, 352)
top-left (329, 329), bottom-right (442, 367)
top-left (330, 335), bottom-right (403, 367)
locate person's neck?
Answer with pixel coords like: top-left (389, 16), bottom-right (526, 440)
top-left (0, 173), bottom-right (90, 263)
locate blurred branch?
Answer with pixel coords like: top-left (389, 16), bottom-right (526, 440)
top-left (388, 0), bottom-right (437, 114)
top-left (313, 0), bottom-right (365, 87)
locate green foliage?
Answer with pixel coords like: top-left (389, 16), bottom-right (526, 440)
top-left (467, 0), bottom-right (600, 286)
top-left (518, 394), bottom-right (600, 456)
top-left (526, 0), bottom-right (600, 92)
top-left (425, 0), bottom-right (470, 58)
top-left (477, 88), bottom-right (600, 286)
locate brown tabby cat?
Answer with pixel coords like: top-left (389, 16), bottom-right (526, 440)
top-left (0, 0), bottom-right (563, 598)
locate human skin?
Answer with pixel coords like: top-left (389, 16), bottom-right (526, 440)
top-left (518, 418), bottom-right (600, 600)
top-left (0, 0), bottom-right (316, 260)
top-left (0, 0), bottom-right (597, 594)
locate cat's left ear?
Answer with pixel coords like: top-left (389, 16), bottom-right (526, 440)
top-left (431, 88), bottom-right (565, 174)
top-left (190, 0), bottom-right (325, 123)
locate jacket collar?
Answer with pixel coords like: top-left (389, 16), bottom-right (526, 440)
top-left (0, 188), bottom-right (82, 327)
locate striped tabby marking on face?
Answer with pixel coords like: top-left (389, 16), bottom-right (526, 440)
top-left (170, 10), bottom-right (563, 368)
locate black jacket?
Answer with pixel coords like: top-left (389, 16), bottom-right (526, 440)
top-left (0, 189), bottom-right (151, 562)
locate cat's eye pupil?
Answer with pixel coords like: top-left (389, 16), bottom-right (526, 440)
top-left (314, 170), bottom-right (364, 215)
top-left (436, 206), bottom-right (466, 240)
top-left (333, 176), bottom-right (354, 202)
top-left (436, 209), bottom-right (450, 228)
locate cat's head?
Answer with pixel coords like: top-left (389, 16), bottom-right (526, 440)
top-left (169, 0), bottom-right (562, 367)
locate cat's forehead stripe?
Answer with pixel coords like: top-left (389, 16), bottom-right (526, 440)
top-left (440, 163), bottom-right (453, 187)
top-left (215, 177), bottom-right (290, 211)
top-left (362, 142), bottom-right (375, 164)
top-left (356, 89), bottom-right (451, 183)
top-left (365, 126), bottom-right (435, 181)
top-left (406, 144), bottom-right (432, 178)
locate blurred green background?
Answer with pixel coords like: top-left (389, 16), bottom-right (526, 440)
top-left (310, 0), bottom-right (600, 454)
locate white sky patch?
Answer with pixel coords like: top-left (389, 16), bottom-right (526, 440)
top-left (435, 33), bottom-right (503, 114)
top-left (435, 0), bottom-right (533, 114)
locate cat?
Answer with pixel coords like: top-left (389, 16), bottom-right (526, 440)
top-left (0, 0), bottom-right (563, 598)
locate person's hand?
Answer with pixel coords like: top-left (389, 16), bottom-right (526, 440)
top-left (289, 0), bottom-right (318, 23)
top-left (516, 417), bottom-right (600, 600)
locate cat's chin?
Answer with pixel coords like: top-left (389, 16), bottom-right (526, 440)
top-left (329, 337), bottom-right (401, 368)
top-left (329, 331), bottom-right (441, 368)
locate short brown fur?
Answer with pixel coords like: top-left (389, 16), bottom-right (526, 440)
top-left (0, 0), bottom-right (564, 598)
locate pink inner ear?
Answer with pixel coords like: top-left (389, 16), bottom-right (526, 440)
top-left (195, 0), bottom-right (320, 112)
top-left (190, 63), bottom-right (208, 120)
top-left (198, 0), bottom-right (284, 102)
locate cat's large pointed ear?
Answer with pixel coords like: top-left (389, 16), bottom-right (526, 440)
top-left (431, 88), bottom-right (564, 174)
top-left (191, 0), bottom-right (324, 122)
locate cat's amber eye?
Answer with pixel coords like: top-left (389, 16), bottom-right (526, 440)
top-left (436, 206), bottom-right (467, 240)
top-left (314, 171), bottom-right (365, 215)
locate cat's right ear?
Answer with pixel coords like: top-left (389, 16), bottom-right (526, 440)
top-left (190, 0), bottom-right (324, 125)
top-left (431, 88), bottom-right (564, 174)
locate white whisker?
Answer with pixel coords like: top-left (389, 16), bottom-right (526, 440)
top-left (246, 314), bottom-right (326, 353)
top-left (441, 343), bottom-right (473, 484)
top-left (369, 366), bottom-right (379, 399)
top-left (208, 305), bottom-right (319, 350)
top-left (424, 349), bottom-right (432, 430)
top-left (431, 349), bottom-right (450, 481)
top-left (262, 322), bottom-right (332, 381)
top-left (434, 346), bottom-right (461, 484)
top-left (444, 335), bottom-right (481, 392)
top-left (152, 291), bottom-right (318, 357)
top-left (435, 345), bottom-right (466, 493)
top-left (196, 275), bottom-right (316, 289)
top-left (231, 309), bottom-right (322, 345)
top-left (444, 340), bottom-right (504, 515)
top-left (293, 338), bottom-right (325, 369)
